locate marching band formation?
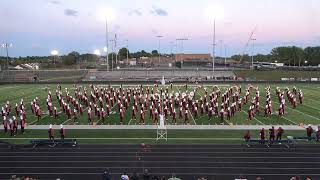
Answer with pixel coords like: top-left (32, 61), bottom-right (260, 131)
top-left (2, 83), bottom-right (305, 136)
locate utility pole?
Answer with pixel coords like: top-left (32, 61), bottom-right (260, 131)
top-left (156, 35), bottom-right (163, 64)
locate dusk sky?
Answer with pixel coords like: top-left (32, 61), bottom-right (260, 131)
top-left (1, 0), bottom-right (320, 57)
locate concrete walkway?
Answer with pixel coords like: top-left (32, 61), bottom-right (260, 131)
top-left (0, 125), bottom-right (309, 130)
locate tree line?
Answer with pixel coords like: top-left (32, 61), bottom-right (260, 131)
top-left (231, 46), bottom-right (320, 66)
top-left (1, 46), bottom-right (319, 66)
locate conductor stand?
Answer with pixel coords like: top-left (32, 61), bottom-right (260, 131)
top-left (156, 114), bottom-right (167, 141)
top-left (156, 76), bottom-right (167, 141)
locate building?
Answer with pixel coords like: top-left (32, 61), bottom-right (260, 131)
top-left (174, 54), bottom-right (211, 62)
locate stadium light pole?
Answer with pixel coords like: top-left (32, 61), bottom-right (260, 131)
top-left (212, 19), bottom-right (216, 74)
top-left (224, 44), bottom-right (227, 69)
top-left (251, 38), bottom-right (256, 70)
top-left (98, 8), bottom-right (116, 72)
top-left (156, 35), bottom-right (163, 64)
top-left (50, 50), bottom-right (59, 65)
top-left (1, 43), bottom-right (13, 70)
top-left (126, 39), bottom-right (129, 64)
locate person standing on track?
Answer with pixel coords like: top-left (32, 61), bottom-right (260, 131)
top-left (244, 130), bottom-right (251, 142)
top-left (316, 126), bottom-right (320, 142)
top-left (276, 127), bottom-right (284, 141)
top-left (60, 124), bottom-right (65, 140)
top-left (259, 128), bottom-right (265, 144)
top-left (306, 125), bottom-right (314, 141)
top-left (48, 124), bottom-right (55, 140)
top-left (269, 126), bottom-right (275, 141)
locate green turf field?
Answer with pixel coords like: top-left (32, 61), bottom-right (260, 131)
top-left (0, 83), bottom-right (319, 126)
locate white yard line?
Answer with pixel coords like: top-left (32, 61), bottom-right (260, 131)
top-left (62, 119), bottom-right (72, 125)
top-left (302, 103), bottom-right (320, 111)
top-left (29, 114), bottom-right (49, 125)
top-left (241, 110), bottom-right (264, 125)
top-left (282, 116), bottom-right (298, 125)
top-left (287, 106), bottom-right (320, 121)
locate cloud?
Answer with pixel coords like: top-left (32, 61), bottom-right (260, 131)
top-left (64, 9), bottom-right (79, 17)
top-left (129, 9), bottom-right (143, 16)
top-left (50, 0), bottom-right (60, 5)
top-left (151, 6), bottom-right (168, 16)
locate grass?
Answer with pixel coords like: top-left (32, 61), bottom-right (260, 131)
top-left (0, 129), bottom-right (312, 144)
top-left (0, 83), bottom-right (319, 126)
top-left (0, 83), bottom-right (319, 144)
top-left (234, 70), bottom-right (320, 80)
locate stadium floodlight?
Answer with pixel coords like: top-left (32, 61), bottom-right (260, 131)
top-left (275, 61), bottom-right (278, 63)
top-left (50, 50), bottom-right (59, 65)
top-left (50, 50), bottom-right (59, 56)
top-left (94, 49), bottom-right (101, 56)
top-left (103, 46), bottom-right (108, 52)
top-left (1, 42), bottom-right (13, 70)
top-left (304, 61), bottom-right (308, 64)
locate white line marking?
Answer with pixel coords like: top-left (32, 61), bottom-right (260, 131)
top-left (242, 110), bottom-right (264, 125)
top-left (302, 103), bottom-right (320, 111)
top-left (287, 106), bottom-right (320, 121)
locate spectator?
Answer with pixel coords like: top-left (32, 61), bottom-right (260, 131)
top-left (243, 130), bottom-right (251, 142)
top-left (121, 171), bottom-right (129, 180)
top-left (143, 169), bottom-right (150, 180)
top-left (160, 176), bottom-right (166, 180)
top-left (306, 125), bottom-right (313, 141)
top-left (269, 126), bottom-right (275, 141)
top-left (276, 127), bottom-right (284, 141)
top-left (316, 126), bottom-right (320, 142)
top-left (130, 172), bottom-right (139, 180)
top-left (168, 174), bottom-right (181, 180)
top-left (102, 169), bottom-right (111, 180)
top-left (152, 175), bottom-right (160, 180)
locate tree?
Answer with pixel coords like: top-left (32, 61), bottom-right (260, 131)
top-left (64, 51), bottom-right (79, 65)
top-left (118, 47), bottom-right (129, 60)
top-left (151, 50), bottom-right (159, 56)
top-left (271, 46), bottom-right (304, 66)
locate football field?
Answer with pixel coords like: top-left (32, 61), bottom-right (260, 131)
top-left (0, 83), bottom-right (319, 126)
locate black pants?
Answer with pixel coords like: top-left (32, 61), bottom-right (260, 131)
top-left (4, 127), bottom-right (7, 133)
top-left (270, 136), bottom-right (275, 141)
top-left (61, 135), bottom-right (65, 140)
top-left (49, 136), bottom-right (54, 140)
top-left (21, 126), bottom-right (24, 133)
top-left (276, 135), bottom-right (282, 141)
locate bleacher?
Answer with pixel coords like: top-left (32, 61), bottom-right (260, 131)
top-left (0, 70), bottom-right (88, 82)
top-left (85, 70), bottom-right (236, 81)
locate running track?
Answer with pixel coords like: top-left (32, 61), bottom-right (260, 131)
top-left (0, 142), bottom-right (320, 180)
